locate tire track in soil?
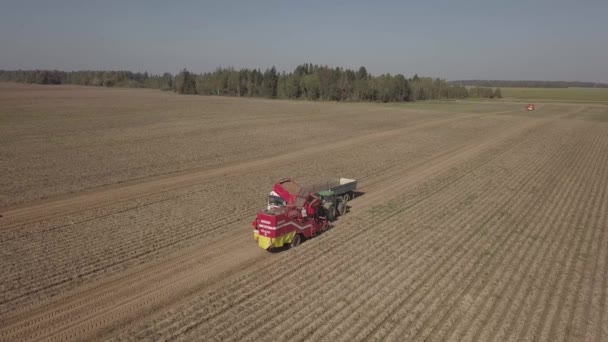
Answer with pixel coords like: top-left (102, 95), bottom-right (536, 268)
top-left (0, 109), bottom-right (568, 342)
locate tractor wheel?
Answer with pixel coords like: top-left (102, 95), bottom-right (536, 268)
top-left (337, 200), bottom-right (346, 216)
top-left (290, 234), bottom-right (302, 248)
top-left (327, 206), bottom-right (336, 221)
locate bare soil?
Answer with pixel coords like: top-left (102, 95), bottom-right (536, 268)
top-left (0, 83), bottom-right (606, 341)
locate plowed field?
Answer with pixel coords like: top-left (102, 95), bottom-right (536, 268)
top-left (1, 83), bottom-right (607, 341)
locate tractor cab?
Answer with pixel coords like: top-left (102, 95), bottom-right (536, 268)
top-left (317, 190), bottom-right (336, 204)
top-left (317, 190), bottom-right (346, 221)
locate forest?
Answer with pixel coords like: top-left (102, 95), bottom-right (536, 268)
top-left (0, 65), bottom-right (501, 102)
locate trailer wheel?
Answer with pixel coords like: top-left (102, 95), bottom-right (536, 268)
top-left (343, 193), bottom-right (351, 202)
top-left (337, 200), bottom-right (346, 216)
top-left (290, 234), bottom-right (302, 248)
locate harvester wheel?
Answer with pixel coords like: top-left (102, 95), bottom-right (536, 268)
top-left (337, 200), bottom-right (346, 216)
top-left (290, 234), bottom-right (302, 248)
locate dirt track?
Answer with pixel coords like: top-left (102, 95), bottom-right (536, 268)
top-left (1, 84), bottom-right (607, 341)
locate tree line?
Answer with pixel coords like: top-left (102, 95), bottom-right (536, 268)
top-left (0, 66), bottom-right (502, 102)
top-left (451, 79), bottom-right (608, 88)
top-left (173, 64), bottom-right (500, 101)
top-left (0, 70), bottom-right (174, 90)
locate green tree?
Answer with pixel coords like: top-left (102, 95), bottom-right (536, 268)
top-left (356, 66), bottom-right (368, 81)
top-left (286, 73), bottom-right (301, 99)
top-left (301, 74), bottom-right (320, 100)
top-left (175, 69), bottom-right (197, 94)
top-left (262, 67), bottom-right (278, 98)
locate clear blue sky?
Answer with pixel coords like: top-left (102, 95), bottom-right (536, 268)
top-left (1, 0), bottom-right (606, 82)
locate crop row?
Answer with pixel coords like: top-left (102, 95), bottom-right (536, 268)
top-left (109, 113), bottom-right (590, 341)
top-left (206, 119), bottom-right (587, 342)
top-left (218, 119), bottom-right (601, 341)
top-left (387, 121), bottom-right (608, 341)
top-left (2, 91), bottom-right (469, 207)
top-left (0, 114), bottom-right (514, 318)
